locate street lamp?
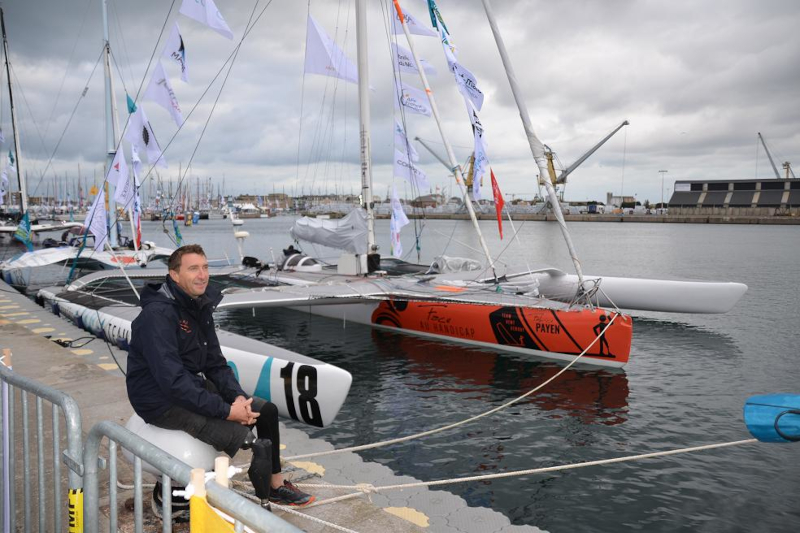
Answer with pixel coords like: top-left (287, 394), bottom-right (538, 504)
top-left (659, 170), bottom-right (668, 213)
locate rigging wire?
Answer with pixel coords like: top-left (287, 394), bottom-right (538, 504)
top-left (41, 0), bottom-right (94, 143)
top-left (27, 48), bottom-right (105, 199)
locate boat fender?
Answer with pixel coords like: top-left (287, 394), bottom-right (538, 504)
top-left (122, 415), bottom-right (217, 476)
top-left (744, 394), bottom-right (800, 443)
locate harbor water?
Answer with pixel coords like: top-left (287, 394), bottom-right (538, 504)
top-left (6, 217), bottom-right (800, 531)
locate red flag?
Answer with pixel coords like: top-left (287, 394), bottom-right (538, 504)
top-left (490, 169), bottom-right (504, 239)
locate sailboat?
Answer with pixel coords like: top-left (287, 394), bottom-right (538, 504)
top-left (33, 2), bottom-right (745, 370)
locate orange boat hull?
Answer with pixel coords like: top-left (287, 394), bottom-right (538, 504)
top-left (371, 301), bottom-right (632, 367)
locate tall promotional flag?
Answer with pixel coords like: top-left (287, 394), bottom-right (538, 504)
top-left (390, 186), bottom-right (409, 258)
top-left (490, 170), bottom-right (504, 239)
top-left (179, 0), bottom-right (233, 40)
top-left (391, 8), bottom-right (437, 37)
top-left (469, 107), bottom-right (489, 200)
top-left (391, 43), bottom-right (436, 76)
top-left (451, 61), bottom-right (484, 111)
top-left (131, 146), bottom-right (143, 247)
top-left (13, 212), bottom-right (33, 251)
top-left (84, 190), bottom-right (108, 250)
top-left (395, 81), bottom-right (432, 117)
top-left (162, 22), bottom-right (189, 82)
top-left (144, 62), bottom-right (183, 127)
top-left (394, 119), bottom-right (419, 162)
top-left (126, 95), bottom-right (167, 168)
top-left (105, 148), bottom-right (128, 189)
top-left (304, 16), bottom-right (358, 85)
top-left (393, 149), bottom-right (429, 190)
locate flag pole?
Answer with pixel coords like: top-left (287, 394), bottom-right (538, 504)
top-left (392, 1), bottom-right (497, 281)
top-left (355, 0), bottom-right (377, 265)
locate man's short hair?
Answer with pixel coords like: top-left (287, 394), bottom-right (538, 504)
top-left (168, 244), bottom-right (206, 272)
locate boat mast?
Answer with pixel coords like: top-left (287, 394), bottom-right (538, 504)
top-left (481, 0), bottom-right (585, 289)
top-left (355, 0), bottom-right (376, 257)
top-left (101, 0), bottom-right (120, 247)
top-left (1, 7), bottom-right (27, 215)
top-left (392, 1), bottom-right (498, 280)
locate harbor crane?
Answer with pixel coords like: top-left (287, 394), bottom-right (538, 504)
top-left (758, 132), bottom-right (796, 180)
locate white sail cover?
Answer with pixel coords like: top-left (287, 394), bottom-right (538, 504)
top-left (290, 208), bottom-right (368, 255)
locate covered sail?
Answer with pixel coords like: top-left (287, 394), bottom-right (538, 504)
top-left (290, 209), bottom-right (369, 255)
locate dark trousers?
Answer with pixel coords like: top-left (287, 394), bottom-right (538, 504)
top-left (151, 381), bottom-right (281, 474)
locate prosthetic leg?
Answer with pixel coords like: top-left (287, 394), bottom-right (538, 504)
top-left (247, 438), bottom-right (273, 510)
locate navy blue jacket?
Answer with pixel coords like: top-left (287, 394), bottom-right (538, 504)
top-left (126, 276), bottom-right (246, 423)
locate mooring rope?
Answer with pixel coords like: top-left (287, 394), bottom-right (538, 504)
top-left (231, 487), bottom-right (362, 533)
top-left (295, 438), bottom-right (758, 493)
top-left (285, 311), bottom-right (621, 461)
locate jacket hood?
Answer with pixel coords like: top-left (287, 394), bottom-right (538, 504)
top-left (139, 275), bottom-right (223, 310)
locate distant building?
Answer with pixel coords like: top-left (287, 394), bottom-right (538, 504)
top-left (668, 179), bottom-right (800, 216)
top-left (411, 193), bottom-right (445, 208)
top-left (606, 193), bottom-right (636, 208)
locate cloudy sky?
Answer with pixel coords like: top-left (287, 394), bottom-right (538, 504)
top-left (1, 0), bottom-right (798, 204)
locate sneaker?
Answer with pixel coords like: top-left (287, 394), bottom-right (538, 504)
top-left (151, 480), bottom-right (191, 523)
top-left (268, 480), bottom-right (315, 507)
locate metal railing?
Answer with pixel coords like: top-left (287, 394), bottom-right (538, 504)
top-left (83, 420), bottom-right (302, 533)
top-left (0, 361), bottom-right (84, 533)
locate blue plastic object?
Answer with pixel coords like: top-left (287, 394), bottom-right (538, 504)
top-left (744, 394), bottom-right (800, 443)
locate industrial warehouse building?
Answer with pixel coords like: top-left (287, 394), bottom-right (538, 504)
top-left (668, 179), bottom-right (800, 216)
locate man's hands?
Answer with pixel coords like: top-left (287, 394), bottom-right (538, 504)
top-left (227, 396), bottom-right (260, 425)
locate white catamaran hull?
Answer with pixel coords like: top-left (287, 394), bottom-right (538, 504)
top-left (37, 288), bottom-right (352, 428)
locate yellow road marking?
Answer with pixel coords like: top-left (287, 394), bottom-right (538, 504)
top-left (70, 349), bottom-right (93, 356)
top-left (98, 364), bottom-right (119, 371)
top-left (32, 328), bottom-right (55, 334)
top-left (288, 461), bottom-right (325, 476)
top-left (0, 305), bottom-right (20, 310)
top-left (16, 319), bottom-right (40, 324)
top-left (384, 507), bottom-right (429, 528)
top-left (1, 312), bottom-right (30, 317)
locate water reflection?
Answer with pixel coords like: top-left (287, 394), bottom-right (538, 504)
top-left (370, 329), bottom-right (629, 427)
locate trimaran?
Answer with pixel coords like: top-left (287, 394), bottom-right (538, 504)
top-left (29, 0), bottom-right (745, 418)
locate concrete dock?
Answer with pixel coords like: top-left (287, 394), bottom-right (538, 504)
top-left (0, 277), bottom-right (542, 533)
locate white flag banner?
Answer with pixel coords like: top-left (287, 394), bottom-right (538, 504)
top-left (394, 119), bottom-right (419, 162)
top-left (114, 166), bottom-right (135, 209)
top-left (144, 62), bottom-right (184, 127)
top-left (126, 100), bottom-right (167, 168)
top-left (469, 108), bottom-right (489, 200)
top-left (0, 168), bottom-right (8, 205)
top-left (437, 23), bottom-right (458, 65)
top-left (163, 22), bottom-right (189, 82)
top-left (391, 8), bottom-right (437, 37)
top-left (131, 144), bottom-right (142, 187)
top-left (452, 61), bottom-right (484, 111)
top-left (179, 0), bottom-right (233, 40)
top-left (393, 149), bottom-right (429, 190)
top-left (84, 189), bottom-right (108, 250)
top-left (105, 148), bottom-right (128, 188)
top-left (391, 43), bottom-right (436, 76)
top-left (390, 185), bottom-right (409, 259)
top-left (395, 81), bottom-right (431, 117)
top-left (304, 15), bottom-right (359, 85)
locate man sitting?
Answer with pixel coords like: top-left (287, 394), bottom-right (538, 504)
top-left (126, 244), bottom-right (314, 519)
